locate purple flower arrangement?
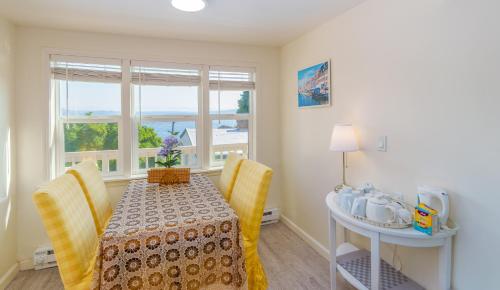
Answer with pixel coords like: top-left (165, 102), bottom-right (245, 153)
top-left (156, 135), bottom-right (182, 168)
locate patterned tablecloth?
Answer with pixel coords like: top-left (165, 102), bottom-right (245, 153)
top-left (92, 174), bottom-right (246, 290)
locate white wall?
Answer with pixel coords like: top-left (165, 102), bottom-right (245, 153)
top-left (0, 17), bottom-right (17, 286)
top-left (15, 27), bottom-right (282, 265)
top-left (280, 0), bottom-right (500, 289)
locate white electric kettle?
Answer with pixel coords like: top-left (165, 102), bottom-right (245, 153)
top-left (417, 186), bottom-right (450, 226)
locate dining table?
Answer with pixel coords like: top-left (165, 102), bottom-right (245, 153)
top-left (91, 173), bottom-right (247, 290)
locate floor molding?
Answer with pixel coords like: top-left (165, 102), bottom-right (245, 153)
top-left (0, 263), bottom-right (19, 289)
top-left (280, 214), bottom-right (330, 261)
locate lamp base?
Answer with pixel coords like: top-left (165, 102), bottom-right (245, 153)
top-left (335, 183), bottom-right (349, 193)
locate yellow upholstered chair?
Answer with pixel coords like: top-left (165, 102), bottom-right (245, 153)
top-left (219, 152), bottom-right (244, 201)
top-left (33, 174), bottom-right (98, 290)
top-left (229, 160), bottom-right (273, 290)
top-left (67, 160), bottom-right (113, 235)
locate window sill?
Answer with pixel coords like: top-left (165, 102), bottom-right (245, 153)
top-left (103, 167), bottom-right (223, 185)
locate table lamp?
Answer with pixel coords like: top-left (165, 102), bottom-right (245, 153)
top-left (330, 123), bottom-right (359, 192)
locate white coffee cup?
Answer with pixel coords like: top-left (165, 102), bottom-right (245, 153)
top-left (389, 201), bottom-right (404, 210)
top-left (351, 196), bottom-right (368, 217)
top-left (339, 192), bottom-right (355, 213)
top-left (366, 196), bottom-right (397, 223)
top-left (397, 208), bottom-right (412, 224)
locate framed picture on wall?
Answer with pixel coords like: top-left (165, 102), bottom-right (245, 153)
top-left (297, 60), bottom-right (331, 108)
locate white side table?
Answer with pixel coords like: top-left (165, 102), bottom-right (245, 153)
top-left (326, 192), bottom-right (458, 290)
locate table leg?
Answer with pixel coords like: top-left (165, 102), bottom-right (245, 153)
top-left (371, 232), bottom-right (380, 290)
top-left (329, 211), bottom-right (337, 290)
top-left (439, 237), bottom-right (452, 290)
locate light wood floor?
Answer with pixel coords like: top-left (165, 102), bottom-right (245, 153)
top-left (7, 222), bottom-right (354, 290)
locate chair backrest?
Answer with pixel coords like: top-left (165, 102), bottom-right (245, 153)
top-left (67, 160), bottom-right (112, 235)
top-left (219, 153), bottom-right (244, 201)
top-left (229, 160), bottom-right (273, 241)
top-left (33, 174), bottom-right (98, 289)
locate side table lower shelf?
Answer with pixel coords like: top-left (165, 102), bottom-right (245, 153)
top-left (337, 247), bottom-right (424, 290)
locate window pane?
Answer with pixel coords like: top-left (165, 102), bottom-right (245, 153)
top-left (136, 121), bottom-right (198, 169)
top-left (147, 157), bottom-right (156, 168)
top-left (209, 90), bottom-right (250, 115)
top-left (133, 85), bottom-right (198, 116)
top-left (210, 120), bottom-right (248, 167)
top-left (64, 123), bottom-right (118, 152)
top-left (59, 81), bottom-right (121, 117)
top-left (63, 122), bottom-right (120, 173)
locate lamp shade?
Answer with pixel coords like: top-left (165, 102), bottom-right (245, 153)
top-left (329, 123), bottom-right (359, 152)
top-left (171, 0), bottom-right (206, 12)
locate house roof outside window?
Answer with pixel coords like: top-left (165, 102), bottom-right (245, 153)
top-left (179, 128), bottom-right (248, 146)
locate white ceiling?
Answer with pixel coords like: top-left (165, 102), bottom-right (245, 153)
top-left (0, 0), bottom-right (364, 46)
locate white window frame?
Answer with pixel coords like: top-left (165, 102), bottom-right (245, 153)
top-left (207, 65), bottom-right (255, 168)
top-left (130, 61), bottom-right (203, 174)
top-left (50, 56), bottom-right (125, 177)
top-left (48, 53), bottom-right (256, 179)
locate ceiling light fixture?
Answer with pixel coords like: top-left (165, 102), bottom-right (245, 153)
top-left (171, 0), bottom-right (206, 12)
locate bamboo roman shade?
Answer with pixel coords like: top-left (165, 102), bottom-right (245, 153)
top-left (50, 57), bottom-right (122, 83)
top-left (209, 66), bottom-right (256, 90)
top-left (131, 62), bottom-right (201, 86)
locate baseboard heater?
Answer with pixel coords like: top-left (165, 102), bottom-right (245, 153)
top-left (33, 246), bottom-right (57, 270)
top-left (261, 208), bottom-right (280, 225)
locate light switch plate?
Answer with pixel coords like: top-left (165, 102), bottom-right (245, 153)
top-left (377, 136), bottom-right (387, 152)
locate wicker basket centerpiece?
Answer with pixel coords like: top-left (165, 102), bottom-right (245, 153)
top-left (147, 167), bottom-right (190, 184)
top-left (147, 135), bottom-right (190, 185)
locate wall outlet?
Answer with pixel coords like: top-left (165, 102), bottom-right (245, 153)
top-left (377, 136), bottom-right (387, 152)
